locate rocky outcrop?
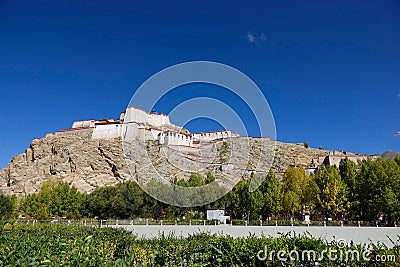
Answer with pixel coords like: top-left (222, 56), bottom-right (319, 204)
top-left (1, 130), bottom-right (130, 195)
top-left (381, 150), bottom-right (400, 159)
top-left (1, 129), bottom-right (328, 196)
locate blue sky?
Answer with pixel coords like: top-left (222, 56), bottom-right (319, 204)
top-left (0, 0), bottom-right (399, 168)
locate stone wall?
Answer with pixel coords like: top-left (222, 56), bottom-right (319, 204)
top-left (192, 130), bottom-right (235, 142)
top-left (324, 155), bottom-right (369, 167)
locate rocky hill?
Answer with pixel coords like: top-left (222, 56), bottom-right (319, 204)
top-left (1, 128), bottom-right (329, 196)
top-left (381, 150), bottom-right (400, 159)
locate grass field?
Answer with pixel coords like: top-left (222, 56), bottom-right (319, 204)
top-left (0, 223), bottom-right (399, 266)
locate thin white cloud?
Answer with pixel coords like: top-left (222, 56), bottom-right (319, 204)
top-left (395, 131), bottom-right (400, 137)
top-left (246, 32), bottom-right (266, 46)
top-left (247, 32), bottom-right (255, 43)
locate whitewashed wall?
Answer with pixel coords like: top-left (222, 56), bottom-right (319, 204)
top-left (148, 113), bottom-right (171, 127)
top-left (124, 107), bottom-right (148, 124)
top-left (151, 128), bottom-right (163, 139)
top-left (163, 132), bottom-right (192, 146)
top-left (123, 107), bottom-right (171, 127)
top-left (192, 130), bottom-right (233, 142)
top-left (158, 132), bottom-right (166, 144)
top-left (122, 123), bottom-right (143, 141)
top-left (92, 124), bottom-right (122, 139)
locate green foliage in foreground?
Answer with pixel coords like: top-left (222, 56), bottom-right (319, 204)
top-left (0, 224), bottom-right (399, 266)
top-left (0, 194), bottom-right (15, 220)
top-left (0, 224), bottom-right (134, 266)
top-left (15, 156), bottom-right (400, 223)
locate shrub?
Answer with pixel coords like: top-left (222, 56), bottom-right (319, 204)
top-left (1, 224), bottom-right (398, 266)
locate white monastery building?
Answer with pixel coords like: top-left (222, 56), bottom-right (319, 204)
top-left (60, 106), bottom-right (239, 147)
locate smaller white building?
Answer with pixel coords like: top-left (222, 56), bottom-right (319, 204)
top-left (192, 130), bottom-right (237, 142)
top-left (148, 112), bottom-right (171, 127)
top-left (158, 131), bottom-right (193, 147)
top-left (92, 122), bottom-right (123, 139)
top-left (207, 209), bottom-right (230, 224)
top-left (72, 120), bottom-right (96, 128)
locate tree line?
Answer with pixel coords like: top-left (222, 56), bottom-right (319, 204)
top-left (1, 156), bottom-right (399, 224)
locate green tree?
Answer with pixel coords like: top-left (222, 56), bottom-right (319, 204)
top-left (395, 155), bottom-right (400, 166)
top-left (116, 181), bottom-right (145, 218)
top-left (20, 179), bottom-right (83, 219)
top-left (36, 179), bottom-right (58, 219)
top-left (303, 174), bottom-right (317, 211)
top-left (339, 158), bottom-right (359, 216)
top-left (20, 194), bottom-right (39, 217)
top-left (357, 158), bottom-right (400, 222)
top-left (314, 165), bottom-right (349, 217)
top-left (226, 179), bottom-right (264, 220)
top-left (205, 172), bottom-right (216, 184)
top-left (174, 178), bottom-right (189, 187)
top-left (259, 170), bottom-right (283, 218)
top-left (188, 173), bottom-right (205, 187)
top-left (53, 182), bottom-right (82, 218)
top-left (282, 166), bottom-right (310, 216)
top-left (0, 193), bottom-right (14, 220)
top-left (83, 186), bottom-right (119, 219)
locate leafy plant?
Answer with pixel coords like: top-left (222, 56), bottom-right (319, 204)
top-left (1, 224), bottom-right (398, 266)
